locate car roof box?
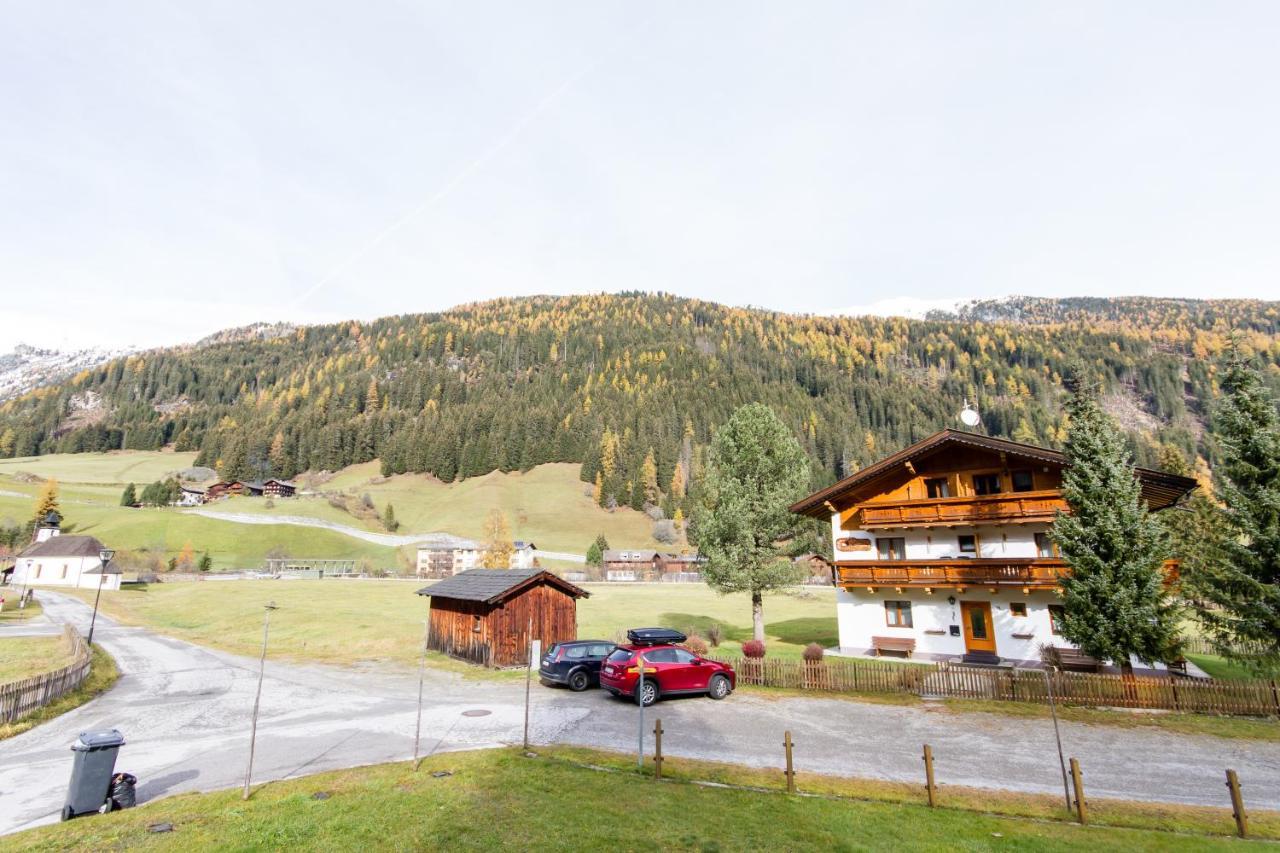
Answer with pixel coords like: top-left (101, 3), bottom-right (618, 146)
top-left (626, 627), bottom-right (687, 646)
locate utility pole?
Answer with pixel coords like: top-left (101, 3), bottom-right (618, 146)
top-left (243, 601), bottom-right (278, 800)
top-left (1042, 666), bottom-right (1072, 811)
top-left (413, 619), bottom-right (429, 770)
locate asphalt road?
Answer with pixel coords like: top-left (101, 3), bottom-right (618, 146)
top-left (2, 594), bottom-right (1277, 837)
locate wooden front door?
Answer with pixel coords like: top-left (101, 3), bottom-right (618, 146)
top-left (960, 601), bottom-right (996, 654)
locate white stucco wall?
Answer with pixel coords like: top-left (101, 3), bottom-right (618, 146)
top-left (834, 520), bottom-right (1052, 562)
top-left (12, 556), bottom-right (122, 591)
top-left (835, 587), bottom-right (1069, 661)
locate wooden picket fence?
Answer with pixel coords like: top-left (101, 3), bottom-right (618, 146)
top-left (0, 626), bottom-right (93, 723)
top-left (713, 654), bottom-right (1280, 717)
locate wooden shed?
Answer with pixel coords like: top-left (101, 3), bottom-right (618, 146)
top-left (417, 569), bottom-right (589, 667)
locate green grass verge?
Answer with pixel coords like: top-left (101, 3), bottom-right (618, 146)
top-left (0, 644), bottom-right (120, 741)
top-left (0, 635), bottom-right (76, 683)
top-left (64, 580), bottom-right (837, 667)
top-left (0, 597), bottom-right (43, 623)
top-left (8, 747), bottom-right (1271, 851)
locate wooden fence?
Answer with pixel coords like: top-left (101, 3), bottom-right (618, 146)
top-left (0, 626), bottom-right (93, 723)
top-left (713, 654), bottom-right (1280, 717)
top-left (1180, 636), bottom-right (1268, 658)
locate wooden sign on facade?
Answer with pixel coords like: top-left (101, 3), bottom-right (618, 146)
top-left (836, 537), bottom-right (873, 552)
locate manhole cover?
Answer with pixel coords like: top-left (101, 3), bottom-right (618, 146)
top-left (461, 709), bottom-right (492, 717)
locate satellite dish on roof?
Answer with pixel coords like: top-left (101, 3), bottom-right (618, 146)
top-left (959, 401), bottom-right (981, 428)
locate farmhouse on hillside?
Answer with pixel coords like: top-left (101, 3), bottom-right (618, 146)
top-left (511, 541), bottom-right (537, 569)
top-left (10, 517), bottom-right (120, 591)
top-left (417, 568), bottom-right (588, 667)
top-left (174, 486), bottom-right (206, 506)
top-left (602, 549), bottom-right (661, 581)
top-left (790, 429), bottom-right (1197, 665)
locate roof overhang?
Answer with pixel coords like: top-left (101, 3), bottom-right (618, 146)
top-left (790, 429), bottom-right (1197, 518)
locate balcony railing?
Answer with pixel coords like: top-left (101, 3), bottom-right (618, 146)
top-left (835, 558), bottom-right (1068, 589)
top-left (858, 491), bottom-right (1068, 529)
top-left (835, 558), bottom-right (1179, 589)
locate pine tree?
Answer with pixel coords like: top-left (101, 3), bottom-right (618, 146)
top-left (120, 483), bottom-right (137, 507)
top-left (1184, 351), bottom-right (1280, 674)
top-left (585, 534), bottom-right (609, 566)
top-left (669, 461), bottom-right (686, 501)
top-left (32, 478), bottom-right (61, 524)
top-left (480, 509), bottom-right (514, 568)
top-left (1050, 365), bottom-right (1179, 675)
top-left (693, 403), bottom-right (810, 643)
top-left (382, 503), bottom-right (400, 533)
top-left (197, 552), bottom-right (213, 572)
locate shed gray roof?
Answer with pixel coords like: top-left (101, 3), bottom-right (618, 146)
top-left (416, 568), bottom-right (588, 603)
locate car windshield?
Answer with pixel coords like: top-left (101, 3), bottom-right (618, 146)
top-left (606, 648), bottom-right (634, 663)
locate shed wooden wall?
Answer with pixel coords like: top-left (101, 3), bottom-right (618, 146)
top-left (427, 583), bottom-right (580, 667)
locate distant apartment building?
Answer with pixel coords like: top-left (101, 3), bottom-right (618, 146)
top-left (415, 536), bottom-right (482, 578)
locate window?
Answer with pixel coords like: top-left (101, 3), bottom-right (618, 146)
top-left (958, 535), bottom-right (978, 555)
top-left (1011, 470), bottom-right (1035, 492)
top-left (973, 473), bottom-right (1002, 495)
top-left (607, 648), bottom-right (635, 663)
top-left (563, 645), bottom-right (587, 660)
top-left (1035, 533), bottom-right (1056, 558)
top-left (645, 648), bottom-right (680, 663)
top-left (1009, 602), bottom-right (1027, 617)
top-left (925, 477), bottom-right (950, 498)
top-left (672, 648), bottom-right (698, 664)
top-left (1048, 605), bottom-right (1065, 635)
top-left (885, 600), bottom-right (913, 627)
top-left (876, 537), bottom-right (906, 560)
top-left (60, 563), bottom-right (68, 579)
top-left (589, 644), bottom-right (614, 658)
top-left (472, 615), bottom-right (482, 633)
top-left (34, 563), bottom-right (42, 578)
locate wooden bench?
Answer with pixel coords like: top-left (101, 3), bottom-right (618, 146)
top-left (871, 636), bottom-right (916, 658)
top-left (1051, 647), bottom-right (1102, 672)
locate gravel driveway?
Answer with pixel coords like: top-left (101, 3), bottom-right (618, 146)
top-left (1, 594), bottom-right (1276, 837)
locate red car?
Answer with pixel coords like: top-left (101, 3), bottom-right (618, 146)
top-left (599, 628), bottom-right (736, 706)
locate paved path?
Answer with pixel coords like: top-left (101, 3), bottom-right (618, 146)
top-left (184, 509), bottom-right (585, 562)
top-left (1, 595), bottom-right (1277, 837)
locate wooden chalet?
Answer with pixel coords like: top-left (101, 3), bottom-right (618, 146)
top-left (790, 429), bottom-right (1197, 663)
top-left (417, 569), bottom-right (589, 667)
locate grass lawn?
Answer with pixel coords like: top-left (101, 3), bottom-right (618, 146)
top-left (1186, 653), bottom-right (1261, 681)
top-left (0, 596), bottom-right (43, 623)
top-left (0, 645), bottom-right (120, 741)
top-left (65, 580), bottom-right (837, 668)
top-left (0, 450), bottom-right (200, 485)
top-left (8, 747), bottom-right (1269, 851)
top-left (2, 457), bottom-right (664, 569)
top-left (0, 635), bottom-right (77, 683)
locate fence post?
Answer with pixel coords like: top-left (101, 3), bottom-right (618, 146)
top-left (1069, 757), bottom-right (1087, 824)
top-left (1271, 680), bottom-right (1280, 716)
top-left (1226, 769), bottom-right (1247, 838)
top-left (653, 719), bottom-right (664, 780)
top-left (783, 731), bottom-right (796, 794)
top-left (922, 744), bottom-right (936, 807)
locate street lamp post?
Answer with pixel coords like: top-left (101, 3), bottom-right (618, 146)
top-left (88, 548), bottom-right (115, 646)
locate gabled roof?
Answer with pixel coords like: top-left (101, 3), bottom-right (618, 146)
top-left (513, 540), bottom-right (536, 550)
top-left (416, 568), bottom-right (588, 603)
top-left (19, 535), bottom-right (107, 559)
top-left (790, 428), bottom-right (1198, 518)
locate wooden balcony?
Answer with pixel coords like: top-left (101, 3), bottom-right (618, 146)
top-left (858, 491), bottom-right (1068, 529)
top-left (835, 558), bottom-right (1068, 590)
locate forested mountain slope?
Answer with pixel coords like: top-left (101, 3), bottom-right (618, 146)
top-left (1, 294), bottom-right (1277, 516)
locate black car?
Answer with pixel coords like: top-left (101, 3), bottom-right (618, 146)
top-left (539, 640), bottom-right (616, 691)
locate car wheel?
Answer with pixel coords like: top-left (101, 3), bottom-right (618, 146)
top-left (61, 806), bottom-right (74, 822)
top-left (708, 674), bottom-right (731, 700)
top-left (568, 670), bottom-right (590, 692)
top-left (635, 679), bottom-right (659, 706)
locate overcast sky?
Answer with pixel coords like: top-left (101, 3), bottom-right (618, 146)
top-left (3, 2), bottom-right (1278, 351)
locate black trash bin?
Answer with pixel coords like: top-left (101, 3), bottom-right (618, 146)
top-left (62, 730), bottom-right (126, 821)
